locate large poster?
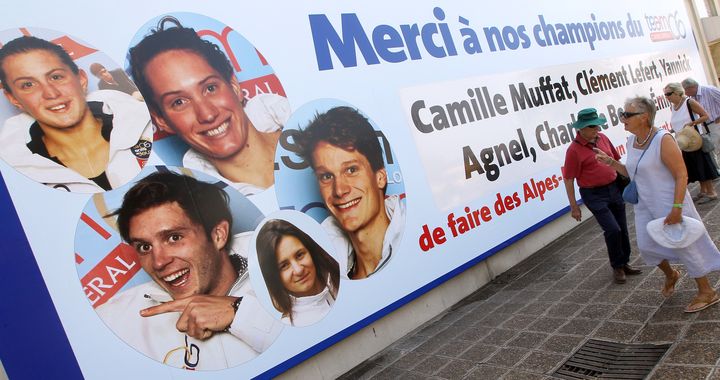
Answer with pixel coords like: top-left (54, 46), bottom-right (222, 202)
top-left (0, 1), bottom-right (706, 378)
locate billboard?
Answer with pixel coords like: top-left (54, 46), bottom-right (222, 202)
top-left (0, 1), bottom-right (705, 378)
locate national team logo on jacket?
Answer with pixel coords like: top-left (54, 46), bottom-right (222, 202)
top-left (131, 139), bottom-right (152, 160)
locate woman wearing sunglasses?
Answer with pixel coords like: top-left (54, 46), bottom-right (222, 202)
top-left (664, 82), bottom-right (719, 203)
top-left (595, 96), bottom-right (720, 313)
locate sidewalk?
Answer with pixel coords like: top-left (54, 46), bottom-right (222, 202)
top-left (340, 183), bottom-right (720, 380)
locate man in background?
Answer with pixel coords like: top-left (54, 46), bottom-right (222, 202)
top-left (89, 63), bottom-right (143, 101)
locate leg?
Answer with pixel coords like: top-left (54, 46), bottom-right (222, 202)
top-left (608, 197), bottom-right (631, 266)
top-left (581, 187), bottom-right (626, 284)
top-left (658, 259), bottom-right (680, 297)
top-left (685, 276), bottom-right (720, 313)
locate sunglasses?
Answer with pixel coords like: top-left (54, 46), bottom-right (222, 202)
top-left (619, 111), bottom-right (644, 119)
top-left (664, 92), bottom-right (674, 97)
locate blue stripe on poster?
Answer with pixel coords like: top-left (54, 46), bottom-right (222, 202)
top-left (0, 172), bottom-right (84, 380)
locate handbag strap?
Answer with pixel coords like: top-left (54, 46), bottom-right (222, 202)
top-left (686, 98), bottom-right (710, 134)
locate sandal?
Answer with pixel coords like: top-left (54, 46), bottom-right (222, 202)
top-left (693, 193), bottom-right (707, 201)
top-left (697, 195), bottom-right (718, 204)
top-left (662, 269), bottom-right (680, 298)
top-left (684, 292), bottom-right (720, 313)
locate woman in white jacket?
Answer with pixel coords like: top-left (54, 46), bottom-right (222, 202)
top-left (257, 219), bottom-right (340, 327)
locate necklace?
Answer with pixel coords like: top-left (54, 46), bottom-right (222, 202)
top-left (636, 127), bottom-right (655, 147)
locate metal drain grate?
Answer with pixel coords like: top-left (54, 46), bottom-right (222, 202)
top-left (553, 339), bottom-right (671, 379)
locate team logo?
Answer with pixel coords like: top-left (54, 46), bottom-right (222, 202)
top-left (131, 139), bottom-right (152, 160)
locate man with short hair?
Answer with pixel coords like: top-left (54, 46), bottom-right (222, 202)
top-left (0, 36), bottom-right (152, 192)
top-left (97, 171), bottom-right (282, 370)
top-left (682, 78), bottom-right (720, 162)
top-left (296, 106), bottom-right (405, 280)
top-left (563, 108), bottom-right (641, 284)
top-left (128, 17), bottom-right (289, 199)
top-left (88, 62), bottom-right (143, 101)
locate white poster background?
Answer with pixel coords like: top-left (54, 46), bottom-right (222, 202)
top-left (0, 1), bottom-right (707, 379)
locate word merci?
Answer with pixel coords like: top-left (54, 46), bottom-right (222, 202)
top-left (419, 174), bottom-right (562, 251)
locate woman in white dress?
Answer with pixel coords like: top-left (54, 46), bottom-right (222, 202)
top-left (663, 82), bottom-right (718, 203)
top-left (257, 219), bottom-right (340, 326)
top-left (596, 96), bottom-right (720, 313)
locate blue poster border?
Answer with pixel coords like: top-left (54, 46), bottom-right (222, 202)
top-left (0, 172), bottom-right (84, 380)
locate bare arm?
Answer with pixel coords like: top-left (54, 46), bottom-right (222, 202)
top-left (563, 178), bottom-right (581, 222)
top-left (659, 134), bottom-right (688, 224)
top-left (594, 148), bottom-right (629, 177)
top-left (687, 98), bottom-right (710, 128)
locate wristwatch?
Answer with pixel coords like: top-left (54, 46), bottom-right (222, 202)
top-left (224, 297), bottom-right (243, 331)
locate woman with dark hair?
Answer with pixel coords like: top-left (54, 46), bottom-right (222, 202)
top-left (257, 219), bottom-right (340, 326)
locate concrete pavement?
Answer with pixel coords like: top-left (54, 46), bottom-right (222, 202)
top-left (340, 183), bottom-right (720, 380)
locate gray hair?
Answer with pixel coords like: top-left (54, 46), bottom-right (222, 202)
top-left (681, 78), bottom-right (699, 88)
top-left (625, 96), bottom-right (656, 127)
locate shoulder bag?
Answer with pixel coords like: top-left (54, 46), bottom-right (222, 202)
top-left (623, 132), bottom-right (659, 204)
top-left (687, 98), bottom-right (716, 153)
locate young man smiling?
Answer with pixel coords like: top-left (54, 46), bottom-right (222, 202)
top-left (296, 106), bottom-right (405, 280)
top-left (128, 17), bottom-right (289, 201)
top-left (97, 171), bottom-right (282, 370)
top-left (0, 36), bottom-right (152, 192)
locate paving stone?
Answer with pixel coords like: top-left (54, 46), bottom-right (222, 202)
top-left (577, 303), bottom-right (615, 319)
top-left (545, 302), bottom-right (582, 318)
top-left (539, 335), bottom-right (584, 354)
top-left (685, 321), bottom-right (720, 342)
top-left (482, 329), bottom-right (517, 345)
top-left (609, 305), bottom-right (657, 323)
top-left (434, 339), bottom-right (474, 358)
top-left (527, 317), bottom-right (566, 333)
top-left (560, 290), bottom-right (597, 304)
top-left (459, 342), bottom-right (499, 362)
top-left (501, 315), bottom-right (538, 330)
top-left (647, 306), bottom-right (695, 323)
top-left (664, 342), bottom-right (720, 365)
top-left (649, 365), bottom-right (712, 380)
top-left (537, 290), bottom-right (570, 302)
top-left (391, 335), bottom-right (427, 351)
top-left (499, 369), bottom-right (547, 380)
top-left (557, 319), bottom-right (601, 336)
top-left (456, 326), bottom-right (492, 341)
top-left (485, 347), bottom-right (530, 367)
top-left (517, 302), bottom-right (553, 316)
top-left (517, 351), bottom-right (566, 374)
top-left (591, 289), bottom-right (632, 304)
top-left (478, 313), bottom-right (513, 328)
top-left (391, 351), bottom-right (427, 370)
top-left (495, 302), bottom-right (528, 315)
top-left (510, 290), bottom-right (543, 303)
top-left (410, 355), bottom-right (450, 375)
top-left (507, 331), bottom-right (549, 349)
top-left (464, 364), bottom-right (509, 379)
top-left (626, 290), bottom-right (666, 307)
top-left (434, 359), bottom-right (476, 379)
top-left (593, 321), bottom-right (642, 342)
top-left (636, 323), bottom-right (683, 343)
top-left (370, 366), bottom-right (410, 380)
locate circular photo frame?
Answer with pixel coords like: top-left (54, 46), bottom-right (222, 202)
top-left (0, 27), bottom-right (152, 193)
top-left (274, 99), bottom-right (406, 280)
top-left (74, 165), bottom-right (282, 370)
top-left (126, 12), bottom-right (290, 208)
top-left (248, 210), bottom-right (341, 327)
